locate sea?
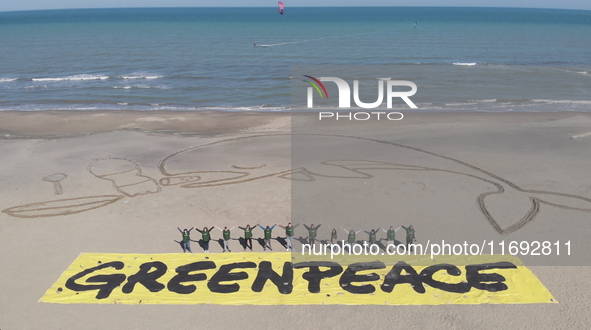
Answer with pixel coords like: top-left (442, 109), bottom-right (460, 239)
top-left (0, 7), bottom-right (590, 112)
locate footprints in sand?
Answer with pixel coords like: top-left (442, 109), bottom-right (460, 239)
top-left (88, 157), bottom-right (161, 197)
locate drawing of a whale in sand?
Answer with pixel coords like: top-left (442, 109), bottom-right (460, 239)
top-left (158, 134), bottom-right (591, 235)
top-left (3, 134), bottom-right (590, 235)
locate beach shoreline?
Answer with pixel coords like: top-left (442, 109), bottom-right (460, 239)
top-left (2, 110), bottom-right (591, 139)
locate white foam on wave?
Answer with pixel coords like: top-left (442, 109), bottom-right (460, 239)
top-left (531, 99), bottom-right (591, 105)
top-left (121, 73), bottom-right (162, 80)
top-left (453, 62), bottom-right (477, 66)
top-left (113, 85), bottom-right (169, 89)
top-left (0, 78), bottom-right (17, 82)
top-left (32, 74), bottom-right (109, 82)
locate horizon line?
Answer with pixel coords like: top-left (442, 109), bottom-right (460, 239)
top-left (1, 6), bottom-right (591, 14)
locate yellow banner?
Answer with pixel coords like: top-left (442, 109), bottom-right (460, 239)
top-left (40, 253), bottom-right (556, 305)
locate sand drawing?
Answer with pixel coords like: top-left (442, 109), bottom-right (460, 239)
top-left (43, 173), bottom-right (67, 195)
top-left (2, 158), bottom-right (161, 218)
top-left (158, 134), bottom-right (591, 235)
top-left (2, 195), bottom-right (124, 218)
top-left (88, 157), bottom-right (161, 197)
top-left (4, 134), bottom-right (591, 232)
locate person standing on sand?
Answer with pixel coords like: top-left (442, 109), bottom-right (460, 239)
top-left (381, 226), bottom-right (400, 248)
top-left (303, 223), bottom-right (321, 245)
top-left (342, 228), bottom-right (362, 252)
top-left (195, 226), bottom-right (215, 253)
top-left (259, 224), bottom-right (276, 251)
top-left (278, 222), bottom-right (299, 251)
top-left (177, 227), bottom-right (194, 253)
top-left (238, 224), bottom-right (258, 251)
top-left (215, 225), bottom-right (235, 252)
top-left (364, 228), bottom-right (381, 246)
top-left (328, 226), bottom-right (338, 244)
top-left (401, 225), bottom-right (416, 252)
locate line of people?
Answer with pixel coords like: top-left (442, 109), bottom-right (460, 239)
top-left (176, 223), bottom-right (416, 253)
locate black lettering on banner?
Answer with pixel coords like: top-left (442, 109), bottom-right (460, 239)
top-left (65, 261), bottom-right (126, 299)
top-left (167, 261), bottom-right (216, 294)
top-left (380, 261), bottom-right (425, 294)
top-left (122, 261), bottom-right (167, 294)
top-left (251, 261), bottom-right (294, 294)
top-left (207, 262), bottom-right (257, 293)
top-left (466, 262), bottom-right (517, 292)
top-left (339, 261), bottom-right (386, 294)
top-left (419, 264), bottom-right (471, 293)
top-left (293, 261), bottom-right (343, 293)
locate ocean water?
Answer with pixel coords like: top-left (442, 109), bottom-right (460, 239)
top-left (0, 7), bottom-right (590, 112)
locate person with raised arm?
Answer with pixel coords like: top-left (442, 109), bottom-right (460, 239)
top-left (341, 227), bottom-right (362, 252)
top-left (364, 228), bottom-right (381, 246)
top-left (177, 227), bottom-right (194, 253)
top-left (278, 222), bottom-right (299, 251)
top-left (303, 223), bottom-right (322, 245)
top-left (238, 224), bottom-right (258, 251)
top-left (328, 226), bottom-right (338, 244)
top-left (381, 226), bottom-right (401, 248)
top-left (195, 226), bottom-right (215, 253)
top-left (215, 225), bottom-right (236, 252)
top-left (259, 224), bottom-right (276, 251)
top-left (401, 225), bottom-right (416, 252)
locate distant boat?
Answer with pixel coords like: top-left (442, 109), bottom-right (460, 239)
top-left (278, 2), bottom-right (285, 15)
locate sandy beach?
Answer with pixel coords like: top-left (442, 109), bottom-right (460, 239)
top-left (1, 110), bottom-right (591, 329)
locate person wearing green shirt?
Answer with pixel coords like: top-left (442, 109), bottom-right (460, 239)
top-left (327, 226), bottom-right (339, 253)
top-left (195, 226), bottom-right (215, 253)
top-left (341, 228), bottom-right (362, 252)
top-left (259, 224), bottom-right (276, 251)
top-left (177, 227), bottom-right (194, 253)
top-left (215, 225), bottom-right (236, 252)
top-left (278, 222), bottom-right (299, 251)
top-left (364, 228), bottom-right (381, 246)
top-left (328, 226), bottom-right (338, 244)
top-left (381, 226), bottom-right (401, 248)
top-left (303, 223), bottom-right (322, 245)
top-left (401, 225), bottom-right (416, 252)
top-left (238, 224), bottom-right (258, 251)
